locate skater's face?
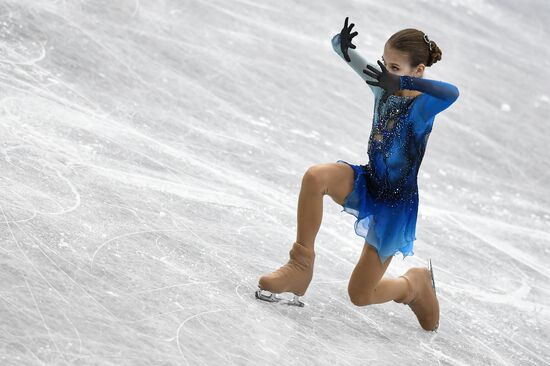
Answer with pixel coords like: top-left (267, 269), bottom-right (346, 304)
top-left (382, 44), bottom-right (425, 78)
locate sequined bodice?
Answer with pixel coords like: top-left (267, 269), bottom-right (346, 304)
top-left (367, 94), bottom-right (420, 200)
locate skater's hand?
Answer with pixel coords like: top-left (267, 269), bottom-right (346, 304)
top-left (363, 60), bottom-right (401, 104)
top-left (339, 16), bottom-right (358, 62)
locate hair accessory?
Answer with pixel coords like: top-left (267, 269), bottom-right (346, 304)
top-left (423, 33), bottom-right (433, 51)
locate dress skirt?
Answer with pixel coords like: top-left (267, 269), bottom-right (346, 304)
top-left (336, 159), bottom-right (418, 265)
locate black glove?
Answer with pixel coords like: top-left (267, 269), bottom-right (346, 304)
top-left (363, 60), bottom-right (401, 104)
top-left (339, 17), bottom-right (358, 62)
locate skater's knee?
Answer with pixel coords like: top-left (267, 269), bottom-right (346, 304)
top-left (348, 289), bottom-right (375, 307)
top-left (302, 165), bottom-right (327, 194)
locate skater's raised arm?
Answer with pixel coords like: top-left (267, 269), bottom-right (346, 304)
top-left (400, 75), bottom-right (459, 121)
top-left (331, 17), bottom-right (380, 95)
top-left (363, 59), bottom-right (459, 121)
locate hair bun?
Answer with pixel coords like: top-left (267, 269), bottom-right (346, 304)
top-left (427, 43), bottom-right (442, 66)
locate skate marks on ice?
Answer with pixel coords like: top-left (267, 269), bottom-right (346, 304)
top-left (442, 209), bottom-right (550, 280)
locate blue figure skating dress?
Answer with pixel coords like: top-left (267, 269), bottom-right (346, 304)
top-left (331, 33), bottom-right (460, 264)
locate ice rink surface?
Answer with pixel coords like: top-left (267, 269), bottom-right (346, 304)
top-left (1, 0), bottom-right (549, 365)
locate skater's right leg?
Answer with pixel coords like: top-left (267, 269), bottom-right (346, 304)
top-left (256, 162), bottom-right (355, 301)
top-left (296, 162), bottom-right (355, 249)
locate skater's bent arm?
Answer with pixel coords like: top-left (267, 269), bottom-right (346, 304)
top-left (331, 33), bottom-right (380, 95)
top-left (400, 75), bottom-right (460, 122)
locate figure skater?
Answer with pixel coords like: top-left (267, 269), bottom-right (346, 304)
top-left (255, 17), bottom-right (459, 332)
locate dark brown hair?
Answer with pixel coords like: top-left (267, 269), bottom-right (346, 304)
top-left (386, 28), bottom-right (442, 67)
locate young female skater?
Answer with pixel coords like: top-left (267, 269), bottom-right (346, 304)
top-left (255, 17), bottom-right (459, 332)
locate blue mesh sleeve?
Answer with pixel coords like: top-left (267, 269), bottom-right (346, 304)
top-left (400, 75), bottom-right (460, 122)
top-left (331, 33), bottom-right (380, 95)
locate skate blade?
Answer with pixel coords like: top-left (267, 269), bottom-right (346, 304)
top-left (255, 288), bottom-right (305, 307)
top-left (428, 258), bottom-right (437, 296)
top-left (428, 258), bottom-right (440, 332)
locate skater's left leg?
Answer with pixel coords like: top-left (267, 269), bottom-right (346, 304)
top-left (347, 243), bottom-right (409, 306)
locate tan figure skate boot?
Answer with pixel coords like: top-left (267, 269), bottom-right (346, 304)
top-left (255, 241), bottom-right (315, 307)
top-left (395, 261), bottom-right (439, 331)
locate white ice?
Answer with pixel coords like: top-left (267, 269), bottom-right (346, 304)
top-left (0, 0), bottom-right (549, 365)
